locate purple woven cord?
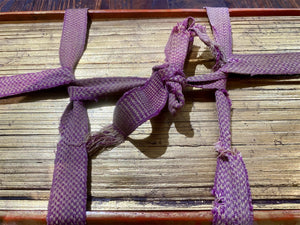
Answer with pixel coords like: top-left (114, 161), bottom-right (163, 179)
top-left (0, 7), bottom-right (89, 98)
top-left (0, 66), bottom-right (74, 98)
top-left (47, 9), bottom-right (148, 225)
top-left (0, 9), bottom-right (147, 225)
top-left (46, 8), bottom-right (89, 225)
top-left (0, 7), bottom-right (300, 225)
top-left (205, 7), bottom-right (254, 224)
top-left (48, 100), bottom-right (89, 225)
top-left (222, 53), bottom-right (300, 75)
top-left (205, 7), bottom-right (299, 224)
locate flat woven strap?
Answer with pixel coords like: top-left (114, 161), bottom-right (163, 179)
top-left (47, 101), bottom-right (89, 225)
top-left (206, 7), bottom-right (254, 225)
top-left (0, 67), bottom-right (73, 98)
top-left (47, 9), bottom-right (150, 225)
top-left (46, 8), bottom-right (89, 225)
top-left (206, 7), bottom-right (299, 225)
top-left (59, 9), bottom-right (88, 70)
top-left (87, 18), bottom-right (194, 142)
top-left (222, 53), bottom-right (300, 75)
top-left (86, 18), bottom-right (228, 148)
top-left (0, 8), bottom-right (88, 98)
top-left (213, 90), bottom-right (253, 225)
top-left (206, 7), bottom-right (233, 58)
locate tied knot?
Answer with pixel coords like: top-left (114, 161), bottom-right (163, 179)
top-left (177, 16), bottom-right (196, 33)
top-left (191, 24), bottom-right (227, 71)
top-left (215, 141), bottom-right (237, 159)
top-left (154, 64), bottom-right (186, 115)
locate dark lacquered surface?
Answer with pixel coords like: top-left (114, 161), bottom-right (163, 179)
top-left (0, 0), bottom-right (299, 12)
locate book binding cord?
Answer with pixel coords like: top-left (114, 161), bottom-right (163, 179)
top-left (1, 7), bottom-right (300, 225)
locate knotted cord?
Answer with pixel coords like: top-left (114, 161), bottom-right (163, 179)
top-left (0, 7), bottom-right (299, 225)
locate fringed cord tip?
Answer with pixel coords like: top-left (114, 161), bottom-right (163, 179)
top-left (86, 125), bottom-right (125, 156)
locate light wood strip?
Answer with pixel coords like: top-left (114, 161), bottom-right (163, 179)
top-left (0, 16), bottom-right (299, 211)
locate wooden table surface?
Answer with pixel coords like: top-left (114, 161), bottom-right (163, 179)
top-left (0, 0), bottom-right (299, 12)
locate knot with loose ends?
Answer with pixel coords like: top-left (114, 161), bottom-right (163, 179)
top-left (154, 63), bottom-right (186, 115)
top-left (189, 23), bottom-right (227, 71)
top-left (215, 141), bottom-right (237, 159)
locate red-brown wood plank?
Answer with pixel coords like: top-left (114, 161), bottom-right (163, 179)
top-left (0, 0), bottom-right (299, 12)
top-left (1, 8), bottom-right (299, 21)
top-left (1, 210), bottom-right (300, 224)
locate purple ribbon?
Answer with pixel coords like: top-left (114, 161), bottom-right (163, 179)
top-left (0, 7), bottom-right (299, 225)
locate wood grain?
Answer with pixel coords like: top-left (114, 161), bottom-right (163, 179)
top-left (0, 14), bottom-right (300, 214)
top-left (168, 0), bottom-right (300, 8)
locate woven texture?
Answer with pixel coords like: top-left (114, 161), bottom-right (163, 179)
top-left (222, 53), bottom-right (300, 75)
top-left (47, 9), bottom-right (148, 225)
top-left (48, 101), bottom-right (89, 225)
top-left (205, 7), bottom-right (299, 225)
top-left (46, 8), bottom-right (89, 225)
top-left (0, 66), bottom-right (74, 98)
top-left (0, 7), bottom-right (300, 225)
top-left (205, 8), bottom-right (254, 224)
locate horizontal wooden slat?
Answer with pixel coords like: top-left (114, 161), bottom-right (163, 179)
top-left (0, 15), bottom-right (299, 213)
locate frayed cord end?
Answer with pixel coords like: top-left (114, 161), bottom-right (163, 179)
top-left (86, 124), bottom-right (125, 156)
top-left (212, 191), bottom-right (226, 223)
top-left (214, 141), bottom-right (237, 158)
